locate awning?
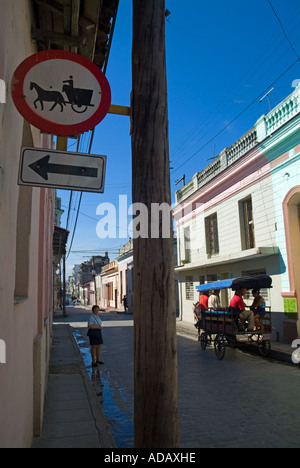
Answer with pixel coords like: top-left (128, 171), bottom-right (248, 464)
top-left (196, 275), bottom-right (272, 292)
top-left (32, 0), bottom-right (119, 71)
top-left (175, 246), bottom-right (279, 272)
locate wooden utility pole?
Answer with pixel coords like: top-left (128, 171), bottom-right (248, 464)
top-left (131, 0), bottom-right (180, 448)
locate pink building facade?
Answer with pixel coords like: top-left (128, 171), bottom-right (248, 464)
top-left (117, 240), bottom-right (134, 313)
top-left (98, 261), bottom-right (119, 309)
top-left (0, 1), bottom-right (55, 447)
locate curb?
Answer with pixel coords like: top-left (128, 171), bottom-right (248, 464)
top-left (67, 325), bottom-right (117, 448)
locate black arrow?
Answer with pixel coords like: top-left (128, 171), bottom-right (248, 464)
top-left (29, 155), bottom-right (98, 181)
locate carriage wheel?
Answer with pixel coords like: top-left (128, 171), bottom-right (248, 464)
top-left (71, 104), bottom-right (88, 114)
top-left (214, 334), bottom-right (226, 360)
top-left (258, 340), bottom-right (271, 357)
top-left (200, 332), bottom-right (208, 350)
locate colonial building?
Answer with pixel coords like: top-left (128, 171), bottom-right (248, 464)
top-left (78, 254), bottom-right (110, 287)
top-left (0, 0), bottom-right (118, 448)
top-left (98, 260), bottom-right (119, 309)
top-left (173, 85), bottom-right (300, 343)
top-left (117, 239), bottom-right (134, 313)
top-left (0, 2), bottom-right (55, 447)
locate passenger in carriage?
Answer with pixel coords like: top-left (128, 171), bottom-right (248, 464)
top-left (229, 287), bottom-right (255, 332)
top-left (208, 289), bottom-right (222, 310)
top-left (199, 291), bottom-right (209, 312)
top-left (193, 292), bottom-right (209, 329)
top-left (250, 289), bottom-right (266, 332)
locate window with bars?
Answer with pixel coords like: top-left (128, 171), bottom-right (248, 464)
top-left (205, 213), bottom-right (219, 257)
top-left (184, 226), bottom-right (191, 262)
top-left (185, 276), bottom-right (194, 301)
top-left (239, 196), bottom-right (255, 250)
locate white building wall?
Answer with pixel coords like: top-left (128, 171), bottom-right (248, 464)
top-left (175, 88), bottom-right (300, 340)
top-left (271, 149), bottom-right (300, 292)
top-left (178, 174), bottom-right (278, 268)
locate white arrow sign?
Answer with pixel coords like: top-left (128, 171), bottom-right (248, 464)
top-left (19, 147), bottom-right (107, 193)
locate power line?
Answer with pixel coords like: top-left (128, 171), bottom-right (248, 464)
top-left (171, 33), bottom-right (299, 169)
top-left (170, 8), bottom-right (300, 168)
top-left (71, 250), bottom-right (121, 254)
top-left (61, 202), bottom-right (130, 234)
top-left (267, 0), bottom-right (300, 61)
top-left (66, 137), bottom-right (81, 230)
top-left (64, 9), bottom-right (119, 254)
top-left (66, 192), bottom-right (83, 260)
top-left (171, 59), bottom-right (299, 174)
top-left (66, 129), bottom-right (96, 259)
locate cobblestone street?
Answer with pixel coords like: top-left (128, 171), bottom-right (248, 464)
top-left (65, 309), bottom-right (300, 448)
top-left (177, 334), bottom-right (300, 448)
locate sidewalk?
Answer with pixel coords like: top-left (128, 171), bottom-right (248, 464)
top-left (176, 320), bottom-right (294, 364)
top-left (32, 322), bottom-right (116, 449)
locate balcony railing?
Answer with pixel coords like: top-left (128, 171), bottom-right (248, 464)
top-left (226, 128), bottom-right (257, 165)
top-left (175, 85), bottom-right (300, 204)
top-left (264, 88), bottom-right (299, 136)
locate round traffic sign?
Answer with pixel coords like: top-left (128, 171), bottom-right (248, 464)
top-left (11, 50), bottom-right (111, 136)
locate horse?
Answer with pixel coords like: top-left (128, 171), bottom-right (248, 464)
top-left (30, 82), bottom-right (66, 112)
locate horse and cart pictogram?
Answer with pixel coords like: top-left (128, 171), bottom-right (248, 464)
top-left (30, 76), bottom-right (97, 114)
top-left (12, 50), bottom-right (111, 135)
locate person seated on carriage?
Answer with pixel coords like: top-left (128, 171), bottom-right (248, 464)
top-left (193, 302), bottom-right (202, 329)
top-left (63, 76), bottom-right (75, 91)
top-left (193, 292), bottom-right (209, 329)
top-left (208, 289), bottom-right (221, 309)
top-left (250, 289), bottom-right (266, 332)
top-left (229, 287), bottom-right (255, 332)
top-left (199, 291), bottom-right (209, 311)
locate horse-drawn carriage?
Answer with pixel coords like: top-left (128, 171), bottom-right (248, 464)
top-left (194, 275), bottom-right (272, 360)
top-left (30, 77), bottom-right (95, 114)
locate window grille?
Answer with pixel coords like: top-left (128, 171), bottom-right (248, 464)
top-left (205, 213), bottom-right (219, 257)
top-left (185, 276), bottom-right (194, 301)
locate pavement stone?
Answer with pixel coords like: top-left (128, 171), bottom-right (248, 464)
top-left (32, 322), bottom-right (116, 449)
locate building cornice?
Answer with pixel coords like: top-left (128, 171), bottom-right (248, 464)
top-left (175, 246), bottom-right (279, 271)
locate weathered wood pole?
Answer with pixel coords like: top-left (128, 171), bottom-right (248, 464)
top-left (131, 0), bottom-right (180, 448)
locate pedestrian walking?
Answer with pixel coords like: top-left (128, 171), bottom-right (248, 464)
top-left (87, 305), bottom-right (104, 367)
top-left (123, 295), bottom-right (128, 312)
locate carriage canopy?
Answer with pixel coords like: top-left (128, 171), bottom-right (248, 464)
top-left (196, 275), bottom-right (272, 293)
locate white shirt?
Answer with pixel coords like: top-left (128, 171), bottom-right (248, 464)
top-left (88, 314), bottom-right (102, 328)
top-left (208, 294), bottom-right (221, 309)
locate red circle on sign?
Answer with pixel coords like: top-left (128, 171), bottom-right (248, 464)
top-left (11, 50), bottom-right (111, 136)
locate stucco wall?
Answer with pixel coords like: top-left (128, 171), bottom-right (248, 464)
top-left (0, 0), bottom-right (54, 447)
top-left (174, 93), bottom-right (300, 342)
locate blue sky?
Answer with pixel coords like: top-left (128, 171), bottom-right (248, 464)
top-left (58, 0), bottom-right (300, 275)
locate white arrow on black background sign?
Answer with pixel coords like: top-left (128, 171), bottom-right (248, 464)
top-left (18, 147), bottom-right (107, 193)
